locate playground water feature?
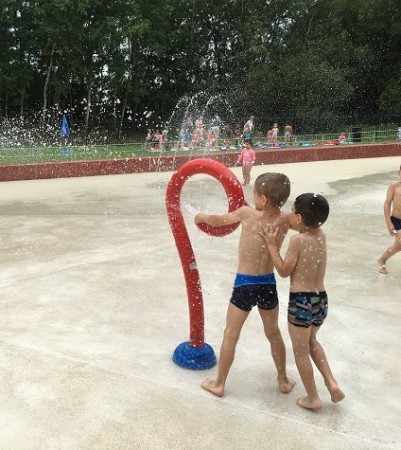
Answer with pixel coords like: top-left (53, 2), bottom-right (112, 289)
top-left (0, 94), bottom-right (239, 167)
top-left (165, 92), bottom-right (236, 140)
top-left (0, 157), bottom-right (400, 449)
top-left (145, 93), bottom-right (238, 157)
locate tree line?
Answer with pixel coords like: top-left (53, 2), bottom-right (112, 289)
top-left (0, 0), bottom-right (400, 136)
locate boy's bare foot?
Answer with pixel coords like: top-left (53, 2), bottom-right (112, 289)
top-left (325, 380), bottom-right (345, 403)
top-left (377, 260), bottom-right (388, 274)
top-left (296, 396), bottom-right (323, 411)
top-left (201, 379), bottom-right (224, 397)
top-left (277, 376), bottom-right (296, 393)
top-left (329, 386), bottom-right (345, 403)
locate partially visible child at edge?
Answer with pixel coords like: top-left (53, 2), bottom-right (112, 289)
top-left (377, 164), bottom-right (401, 274)
top-left (260, 193), bottom-right (345, 411)
top-left (235, 138), bottom-right (256, 185)
top-left (195, 173), bottom-right (295, 398)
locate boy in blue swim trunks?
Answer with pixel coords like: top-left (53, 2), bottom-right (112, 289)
top-left (377, 165), bottom-right (401, 274)
top-left (261, 193), bottom-right (345, 410)
top-left (195, 172), bottom-right (295, 398)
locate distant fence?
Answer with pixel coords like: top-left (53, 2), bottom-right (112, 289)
top-left (1, 142), bottom-right (400, 182)
top-left (0, 126), bottom-right (400, 166)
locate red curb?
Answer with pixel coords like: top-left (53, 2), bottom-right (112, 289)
top-left (1, 143), bottom-right (400, 182)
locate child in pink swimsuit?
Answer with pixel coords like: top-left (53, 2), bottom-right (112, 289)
top-left (235, 138), bottom-right (256, 185)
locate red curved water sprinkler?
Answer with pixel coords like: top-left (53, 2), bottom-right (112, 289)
top-left (166, 159), bottom-right (245, 369)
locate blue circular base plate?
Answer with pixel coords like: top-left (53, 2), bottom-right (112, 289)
top-left (173, 341), bottom-right (216, 370)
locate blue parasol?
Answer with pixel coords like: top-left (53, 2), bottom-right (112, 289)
top-left (60, 114), bottom-right (70, 137)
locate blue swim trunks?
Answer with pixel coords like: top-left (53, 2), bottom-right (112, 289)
top-left (288, 291), bottom-right (328, 328)
top-left (233, 273), bottom-right (276, 287)
top-left (231, 273), bottom-right (278, 312)
top-left (391, 215), bottom-right (401, 231)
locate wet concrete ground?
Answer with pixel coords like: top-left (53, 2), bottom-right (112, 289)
top-left (0, 156), bottom-right (400, 449)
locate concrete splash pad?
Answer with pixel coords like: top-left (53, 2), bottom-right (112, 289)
top-left (0, 157), bottom-right (400, 449)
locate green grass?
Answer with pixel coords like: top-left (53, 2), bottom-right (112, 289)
top-left (0, 145), bottom-right (142, 164)
top-left (0, 127), bottom-right (399, 165)
top-left (0, 143), bottom-right (239, 165)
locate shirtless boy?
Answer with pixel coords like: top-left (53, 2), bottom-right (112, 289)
top-left (261, 193), bottom-right (345, 411)
top-left (377, 165), bottom-right (401, 274)
top-left (284, 123), bottom-right (293, 143)
top-left (195, 173), bottom-right (295, 397)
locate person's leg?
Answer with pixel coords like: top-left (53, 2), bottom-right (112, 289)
top-left (242, 165), bottom-right (247, 184)
top-left (378, 232), bottom-right (401, 273)
top-left (288, 324), bottom-right (322, 410)
top-left (258, 306), bottom-right (295, 393)
top-left (246, 166), bottom-right (252, 184)
top-left (308, 326), bottom-right (345, 403)
top-left (242, 166), bottom-right (248, 185)
top-left (201, 303), bottom-right (249, 397)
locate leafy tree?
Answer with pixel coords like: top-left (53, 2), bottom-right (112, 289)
top-left (1, 0), bottom-right (401, 136)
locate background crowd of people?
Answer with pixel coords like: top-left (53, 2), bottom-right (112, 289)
top-left (144, 115), bottom-right (300, 152)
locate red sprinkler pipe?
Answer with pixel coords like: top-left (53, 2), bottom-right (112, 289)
top-left (166, 159), bottom-right (245, 349)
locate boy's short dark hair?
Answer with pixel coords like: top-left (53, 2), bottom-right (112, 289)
top-left (294, 193), bottom-right (329, 228)
top-left (254, 173), bottom-right (291, 207)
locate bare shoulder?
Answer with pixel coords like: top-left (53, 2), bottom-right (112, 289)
top-left (315, 228), bottom-right (327, 242)
top-left (277, 210), bottom-right (291, 223)
top-left (236, 204), bottom-right (255, 219)
top-left (290, 233), bottom-right (302, 244)
top-left (237, 204), bottom-right (254, 214)
top-left (385, 181), bottom-right (399, 200)
top-left (393, 180), bottom-right (401, 190)
top-left (272, 210), bottom-right (291, 232)
top-left (388, 180), bottom-right (401, 192)
top-left (299, 228), bottom-right (326, 245)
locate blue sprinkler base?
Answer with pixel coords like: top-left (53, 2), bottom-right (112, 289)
top-left (173, 341), bottom-right (216, 370)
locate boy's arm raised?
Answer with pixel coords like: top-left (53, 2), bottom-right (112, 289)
top-left (195, 205), bottom-right (248, 227)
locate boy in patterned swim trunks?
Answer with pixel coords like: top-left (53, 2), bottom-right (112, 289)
top-left (195, 173), bottom-right (296, 398)
top-left (377, 165), bottom-right (401, 274)
top-left (261, 193), bottom-right (345, 411)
